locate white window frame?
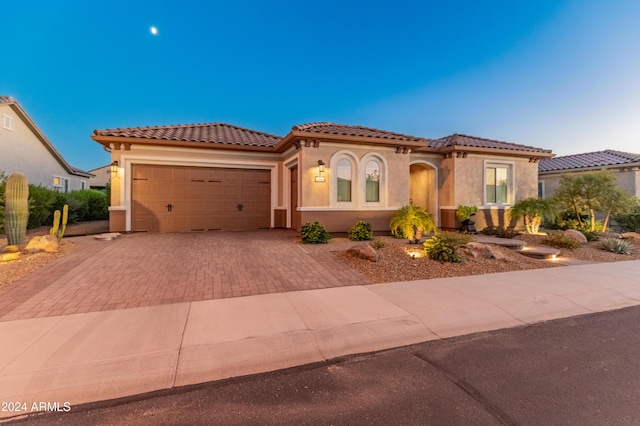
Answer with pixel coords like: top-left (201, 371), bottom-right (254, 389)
top-left (483, 161), bottom-right (514, 206)
top-left (3, 114), bottom-right (13, 130)
top-left (330, 151), bottom-right (358, 207)
top-left (359, 154), bottom-right (387, 207)
top-left (81, 180), bottom-right (88, 190)
top-left (53, 176), bottom-right (70, 192)
top-left (538, 180), bottom-right (545, 199)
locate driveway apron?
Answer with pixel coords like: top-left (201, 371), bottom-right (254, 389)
top-left (0, 230), bottom-right (370, 321)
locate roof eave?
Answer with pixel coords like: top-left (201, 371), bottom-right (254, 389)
top-left (539, 161), bottom-right (640, 175)
top-left (91, 135), bottom-right (278, 153)
top-left (7, 102), bottom-right (82, 175)
top-left (439, 145), bottom-right (555, 159)
top-left (274, 130), bottom-right (427, 152)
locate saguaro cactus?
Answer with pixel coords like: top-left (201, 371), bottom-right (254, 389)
top-left (50, 204), bottom-right (68, 242)
top-left (4, 172), bottom-right (29, 245)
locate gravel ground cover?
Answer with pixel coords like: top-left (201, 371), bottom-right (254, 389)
top-left (0, 221), bottom-right (108, 290)
top-left (336, 233), bottom-right (640, 284)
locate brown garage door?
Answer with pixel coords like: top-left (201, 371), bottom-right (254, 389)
top-left (132, 165), bottom-right (271, 232)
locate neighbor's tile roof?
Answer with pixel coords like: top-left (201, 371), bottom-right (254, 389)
top-left (0, 96), bottom-right (16, 104)
top-left (429, 134), bottom-right (552, 154)
top-left (539, 150), bottom-right (640, 172)
top-left (93, 123), bottom-right (282, 148)
top-left (292, 122), bottom-right (427, 143)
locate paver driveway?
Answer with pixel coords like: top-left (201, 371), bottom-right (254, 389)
top-left (0, 230), bottom-right (370, 321)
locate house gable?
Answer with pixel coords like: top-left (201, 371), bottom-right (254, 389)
top-left (0, 96), bottom-right (92, 190)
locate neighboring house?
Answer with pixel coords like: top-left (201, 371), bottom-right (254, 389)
top-left (92, 122), bottom-right (553, 233)
top-left (538, 150), bottom-right (640, 199)
top-left (0, 96), bottom-right (93, 191)
top-left (88, 164), bottom-right (111, 190)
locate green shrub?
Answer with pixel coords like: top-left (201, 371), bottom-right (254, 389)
top-left (27, 185), bottom-right (66, 229)
top-left (348, 221), bottom-right (373, 241)
top-left (600, 238), bottom-right (634, 255)
top-left (0, 172), bottom-right (5, 233)
top-left (300, 221), bottom-right (331, 244)
top-left (455, 205), bottom-right (478, 221)
top-left (439, 231), bottom-right (473, 247)
top-left (371, 239), bottom-right (385, 250)
top-left (67, 190), bottom-right (108, 221)
top-left (582, 230), bottom-right (600, 242)
top-left (542, 233), bottom-right (581, 249)
top-left (480, 226), bottom-right (520, 239)
top-left (423, 233), bottom-right (461, 263)
top-left (615, 201), bottom-right (640, 232)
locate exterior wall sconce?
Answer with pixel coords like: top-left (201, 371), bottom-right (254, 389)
top-left (315, 160), bottom-right (326, 182)
top-left (110, 161), bottom-right (119, 175)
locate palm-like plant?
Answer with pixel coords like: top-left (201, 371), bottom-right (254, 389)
top-left (390, 204), bottom-right (436, 243)
top-left (508, 197), bottom-right (556, 234)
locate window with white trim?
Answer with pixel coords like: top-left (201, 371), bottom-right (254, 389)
top-left (81, 181), bottom-right (87, 190)
top-left (336, 158), bottom-right (353, 202)
top-left (3, 114), bottom-right (13, 130)
top-left (538, 181), bottom-right (544, 198)
top-left (53, 176), bottom-right (70, 192)
top-left (365, 160), bottom-right (380, 203)
top-left (485, 164), bottom-right (511, 204)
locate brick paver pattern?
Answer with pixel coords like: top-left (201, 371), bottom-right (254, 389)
top-left (0, 231), bottom-right (371, 321)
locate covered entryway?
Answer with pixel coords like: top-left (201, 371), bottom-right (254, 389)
top-left (409, 162), bottom-right (438, 226)
top-left (131, 164), bottom-right (271, 232)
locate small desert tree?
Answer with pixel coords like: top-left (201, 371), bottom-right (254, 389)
top-left (508, 197), bottom-right (556, 234)
top-left (390, 204), bottom-right (436, 243)
top-left (552, 170), bottom-right (632, 232)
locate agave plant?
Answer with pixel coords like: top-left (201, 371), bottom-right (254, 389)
top-left (600, 237), bottom-right (634, 255)
top-left (390, 204), bottom-right (436, 244)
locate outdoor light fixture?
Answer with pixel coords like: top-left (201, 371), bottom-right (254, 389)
top-left (314, 160), bottom-right (326, 182)
top-left (110, 161), bottom-right (119, 175)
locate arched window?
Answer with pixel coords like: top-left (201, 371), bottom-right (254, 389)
top-left (337, 158), bottom-right (352, 202)
top-left (365, 160), bottom-right (380, 202)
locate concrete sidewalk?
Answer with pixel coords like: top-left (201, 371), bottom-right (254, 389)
top-left (1, 260), bottom-right (639, 419)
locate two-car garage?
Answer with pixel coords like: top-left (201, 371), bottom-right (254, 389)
top-left (131, 164), bottom-right (271, 232)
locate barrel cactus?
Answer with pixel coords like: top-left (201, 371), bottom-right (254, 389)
top-left (4, 172), bottom-right (29, 245)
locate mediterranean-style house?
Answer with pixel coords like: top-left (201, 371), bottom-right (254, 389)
top-left (0, 96), bottom-right (93, 191)
top-left (539, 150), bottom-right (640, 199)
top-left (92, 122), bottom-right (554, 233)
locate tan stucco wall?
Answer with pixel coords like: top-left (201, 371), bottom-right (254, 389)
top-left (539, 168), bottom-right (640, 199)
top-left (300, 210), bottom-right (393, 233)
top-left (0, 104), bottom-right (88, 191)
top-left (450, 155), bottom-right (538, 207)
top-left (298, 143), bottom-right (411, 208)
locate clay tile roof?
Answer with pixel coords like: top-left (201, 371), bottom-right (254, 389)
top-left (291, 122), bottom-right (427, 143)
top-left (539, 150), bottom-right (640, 172)
top-left (0, 96), bottom-right (16, 104)
top-left (93, 123), bottom-right (282, 148)
top-left (429, 134), bottom-right (552, 153)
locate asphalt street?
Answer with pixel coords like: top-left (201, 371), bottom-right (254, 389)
top-left (7, 305), bottom-right (640, 426)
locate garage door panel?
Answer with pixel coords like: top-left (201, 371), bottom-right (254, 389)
top-left (132, 165), bottom-right (271, 232)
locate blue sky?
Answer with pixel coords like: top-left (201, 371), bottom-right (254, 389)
top-left (2, 0), bottom-right (639, 171)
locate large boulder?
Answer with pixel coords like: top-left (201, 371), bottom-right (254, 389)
top-left (563, 229), bottom-right (588, 244)
top-left (25, 235), bottom-right (59, 253)
top-left (0, 252), bottom-right (20, 262)
top-left (464, 242), bottom-right (506, 260)
top-left (346, 243), bottom-right (380, 262)
top-left (620, 232), bottom-right (640, 241)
